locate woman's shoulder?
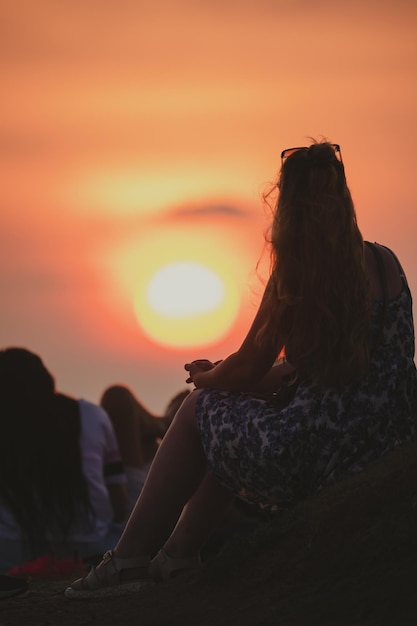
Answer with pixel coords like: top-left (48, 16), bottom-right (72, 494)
top-left (364, 241), bottom-right (404, 301)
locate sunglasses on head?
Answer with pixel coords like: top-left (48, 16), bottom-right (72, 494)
top-left (280, 144), bottom-right (342, 165)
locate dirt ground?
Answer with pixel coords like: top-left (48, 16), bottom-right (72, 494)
top-left (3, 438), bottom-right (417, 626)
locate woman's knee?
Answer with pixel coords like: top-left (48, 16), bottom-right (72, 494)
top-left (172, 388), bottom-right (202, 431)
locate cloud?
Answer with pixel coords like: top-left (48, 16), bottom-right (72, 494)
top-left (170, 203), bottom-right (250, 218)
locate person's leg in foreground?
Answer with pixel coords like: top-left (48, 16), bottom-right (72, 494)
top-left (65, 390), bottom-right (234, 598)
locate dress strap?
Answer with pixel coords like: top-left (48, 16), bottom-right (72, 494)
top-left (365, 241), bottom-right (388, 345)
top-left (365, 241), bottom-right (388, 302)
top-left (376, 243), bottom-right (409, 288)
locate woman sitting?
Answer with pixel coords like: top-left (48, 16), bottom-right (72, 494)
top-left (65, 140), bottom-right (417, 598)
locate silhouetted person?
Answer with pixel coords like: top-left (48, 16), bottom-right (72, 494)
top-left (0, 347), bottom-right (128, 573)
top-left (66, 141), bottom-right (417, 598)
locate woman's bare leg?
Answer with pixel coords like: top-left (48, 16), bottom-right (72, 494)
top-left (163, 471), bottom-right (234, 558)
top-left (114, 389), bottom-right (232, 559)
top-left (67, 388), bottom-right (236, 592)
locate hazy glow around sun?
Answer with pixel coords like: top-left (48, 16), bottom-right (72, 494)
top-left (147, 262), bottom-right (225, 317)
top-left (109, 225), bottom-right (244, 349)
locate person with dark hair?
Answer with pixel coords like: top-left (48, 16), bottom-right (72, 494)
top-left (100, 385), bottom-right (177, 514)
top-left (66, 140), bottom-right (417, 598)
top-left (0, 348), bottom-right (128, 573)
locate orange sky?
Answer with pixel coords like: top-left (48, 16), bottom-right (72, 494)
top-left (1, 0), bottom-right (417, 412)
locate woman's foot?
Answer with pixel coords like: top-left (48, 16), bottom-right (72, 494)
top-left (149, 548), bottom-right (202, 582)
top-left (64, 550), bottom-right (152, 599)
top-left (65, 548), bottom-right (202, 599)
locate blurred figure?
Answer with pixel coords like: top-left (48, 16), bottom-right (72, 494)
top-left (0, 347), bottom-right (128, 574)
top-left (100, 385), bottom-right (183, 514)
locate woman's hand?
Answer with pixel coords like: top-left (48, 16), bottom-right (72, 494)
top-left (184, 359), bottom-right (221, 385)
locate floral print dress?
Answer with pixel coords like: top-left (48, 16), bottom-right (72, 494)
top-left (196, 270), bottom-right (417, 508)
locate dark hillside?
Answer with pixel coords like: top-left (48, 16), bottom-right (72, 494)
top-left (4, 437), bottom-right (417, 625)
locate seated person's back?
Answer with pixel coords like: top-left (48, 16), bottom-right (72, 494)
top-left (0, 347), bottom-right (127, 573)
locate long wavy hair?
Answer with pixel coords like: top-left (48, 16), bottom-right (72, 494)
top-left (0, 348), bottom-right (92, 551)
top-left (100, 384), bottom-right (170, 468)
top-left (258, 141), bottom-right (371, 388)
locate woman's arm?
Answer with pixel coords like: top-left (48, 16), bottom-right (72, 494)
top-left (251, 358), bottom-right (296, 394)
top-left (185, 280), bottom-right (284, 391)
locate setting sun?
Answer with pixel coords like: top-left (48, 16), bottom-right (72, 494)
top-left (133, 255), bottom-right (241, 349)
top-left (2, 1), bottom-right (416, 412)
top-left (97, 210), bottom-right (260, 354)
top-left (146, 262), bottom-right (225, 317)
